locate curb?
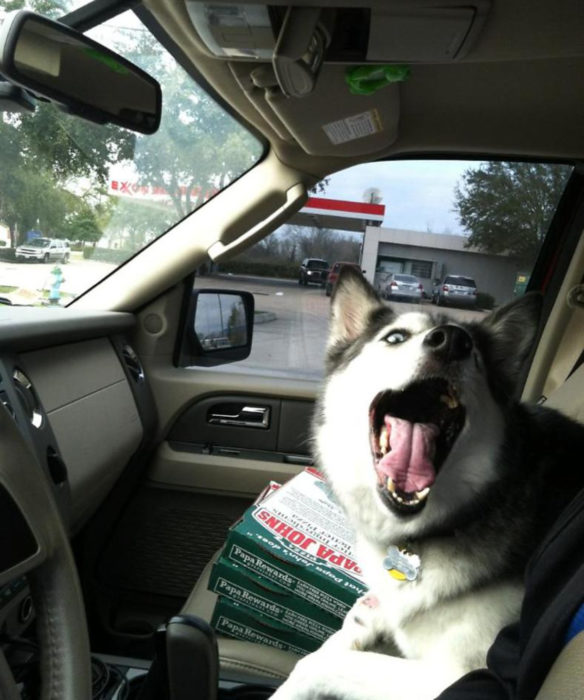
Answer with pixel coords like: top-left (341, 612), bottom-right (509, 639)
top-left (254, 311), bottom-right (277, 324)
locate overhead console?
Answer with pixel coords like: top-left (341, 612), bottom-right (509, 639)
top-left (185, 1), bottom-right (490, 156)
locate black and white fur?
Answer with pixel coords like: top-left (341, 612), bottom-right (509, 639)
top-left (272, 268), bottom-right (584, 700)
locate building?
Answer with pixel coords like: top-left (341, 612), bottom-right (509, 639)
top-left (362, 226), bottom-right (523, 304)
top-left (289, 196), bottom-right (523, 305)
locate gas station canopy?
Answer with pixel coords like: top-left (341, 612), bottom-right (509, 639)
top-left (289, 197), bottom-right (385, 233)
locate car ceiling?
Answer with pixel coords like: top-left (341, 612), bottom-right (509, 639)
top-left (142, 0), bottom-right (584, 179)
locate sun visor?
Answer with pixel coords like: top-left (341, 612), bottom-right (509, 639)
top-left (265, 64), bottom-right (400, 156)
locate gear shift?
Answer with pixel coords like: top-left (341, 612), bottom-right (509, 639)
top-left (165, 615), bottom-right (218, 700)
top-left (136, 615), bottom-right (218, 700)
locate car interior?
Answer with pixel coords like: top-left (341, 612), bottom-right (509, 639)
top-left (0, 0), bottom-right (584, 699)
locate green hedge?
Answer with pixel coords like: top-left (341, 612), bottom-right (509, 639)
top-left (0, 248), bottom-right (15, 261)
top-left (217, 259), bottom-right (298, 279)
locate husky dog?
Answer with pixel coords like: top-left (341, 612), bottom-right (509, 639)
top-left (272, 268), bottom-right (584, 700)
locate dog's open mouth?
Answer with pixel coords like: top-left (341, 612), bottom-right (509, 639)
top-left (370, 378), bottom-right (466, 514)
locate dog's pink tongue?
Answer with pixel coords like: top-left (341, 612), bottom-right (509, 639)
top-left (378, 417), bottom-right (438, 493)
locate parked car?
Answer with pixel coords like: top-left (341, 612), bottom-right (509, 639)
top-left (325, 261), bottom-right (362, 296)
top-left (15, 237), bottom-right (70, 263)
top-left (383, 273), bottom-right (424, 303)
top-left (432, 275), bottom-right (478, 308)
top-left (298, 258), bottom-right (329, 286)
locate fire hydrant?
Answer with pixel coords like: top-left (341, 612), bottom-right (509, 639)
top-left (48, 266), bottom-right (65, 305)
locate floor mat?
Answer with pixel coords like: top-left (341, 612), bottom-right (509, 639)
top-left (98, 487), bottom-right (251, 599)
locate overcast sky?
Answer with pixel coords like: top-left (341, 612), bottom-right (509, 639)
top-left (321, 160), bottom-right (476, 235)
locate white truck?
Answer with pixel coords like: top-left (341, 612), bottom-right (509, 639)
top-left (15, 238), bottom-right (70, 263)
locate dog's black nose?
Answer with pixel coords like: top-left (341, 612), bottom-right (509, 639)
top-left (423, 325), bottom-right (473, 361)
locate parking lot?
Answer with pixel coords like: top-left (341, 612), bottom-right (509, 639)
top-left (195, 274), bottom-right (487, 377)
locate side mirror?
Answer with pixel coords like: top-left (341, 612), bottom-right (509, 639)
top-left (189, 290), bottom-right (254, 367)
top-left (0, 10), bottom-right (161, 133)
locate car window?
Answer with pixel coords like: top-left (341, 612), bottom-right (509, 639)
top-left (0, 1), bottom-right (264, 307)
top-left (444, 276), bottom-right (476, 287)
top-left (395, 274), bottom-right (418, 283)
top-left (307, 260), bottom-right (328, 270)
top-left (194, 159), bottom-right (572, 379)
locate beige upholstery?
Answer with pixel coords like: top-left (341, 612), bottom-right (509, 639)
top-left (542, 363), bottom-right (584, 424)
top-left (181, 557), bottom-right (300, 684)
top-left (535, 631), bottom-right (584, 699)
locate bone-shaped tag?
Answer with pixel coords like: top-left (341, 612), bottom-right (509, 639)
top-left (383, 545), bottom-right (421, 581)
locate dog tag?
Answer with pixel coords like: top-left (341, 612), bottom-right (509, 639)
top-left (383, 545), bottom-right (420, 582)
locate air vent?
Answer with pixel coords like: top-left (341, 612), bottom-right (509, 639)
top-left (0, 390), bottom-right (16, 422)
top-left (121, 345), bottom-right (145, 384)
top-left (12, 369), bottom-right (43, 428)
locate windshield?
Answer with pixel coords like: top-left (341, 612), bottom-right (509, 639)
top-left (0, 1), bottom-right (263, 307)
top-left (307, 260), bottom-right (328, 270)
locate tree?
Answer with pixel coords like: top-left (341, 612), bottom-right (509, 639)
top-left (103, 198), bottom-right (175, 250)
top-left (245, 224), bottom-right (361, 267)
top-left (124, 28), bottom-right (261, 221)
top-left (454, 162), bottom-right (571, 263)
top-left (62, 206), bottom-right (103, 245)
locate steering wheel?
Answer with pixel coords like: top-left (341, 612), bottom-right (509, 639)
top-left (0, 405), bottom-right (91, 699)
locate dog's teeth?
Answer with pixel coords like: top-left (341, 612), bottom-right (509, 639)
top-left (386, 477), bottom-right (396, 493)
top-left (379, 426), bottom-right (389, 455)
top-left (415, 487), bottom-right (430, 501)
top-left (440, 393), bottom-right (459, 409)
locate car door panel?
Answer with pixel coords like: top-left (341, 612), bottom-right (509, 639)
top-left (147, 393), bottom-right (314, 497)
top-left (92, 304), bottom-right (319, 650)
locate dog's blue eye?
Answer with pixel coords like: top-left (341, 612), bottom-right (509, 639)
top-left (385, 330), bottom-right (409, 344)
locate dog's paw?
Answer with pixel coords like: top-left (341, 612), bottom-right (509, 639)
top-left (270, 652), bottom-right (330, 700)
top-left (327, 593), bottom-right (389, 652)
top-left (270, 650), bottom-right (364, 700)
top-left (271, 650), bottom-right (460, 700)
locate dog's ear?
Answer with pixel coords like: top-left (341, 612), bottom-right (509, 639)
top-left (480, 292), bottom-right (542, 388)
top-left (329, 267), bottom-right (385, 345)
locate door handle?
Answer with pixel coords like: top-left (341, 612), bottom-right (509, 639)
top-left (207, 405), bottom-right (270, 429)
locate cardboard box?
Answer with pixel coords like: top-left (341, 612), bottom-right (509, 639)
top-left (211, 597), bottom-right (320, 656)
top-left (209, 556), bottom-right (341, 642)
top-left (220, 468), bottom-right (366, 621)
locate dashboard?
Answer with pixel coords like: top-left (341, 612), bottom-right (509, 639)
top-left (0, 305), bottom-right (156, 649)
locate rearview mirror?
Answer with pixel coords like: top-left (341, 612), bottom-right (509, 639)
top-left (0, 10), bottom-right (161, 134)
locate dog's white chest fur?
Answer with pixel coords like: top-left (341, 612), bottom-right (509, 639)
top-left (356, 537), bottom-right (524, 669)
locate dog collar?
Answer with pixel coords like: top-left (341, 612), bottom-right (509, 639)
top-left (383, 544), bottom-right (421, 581)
